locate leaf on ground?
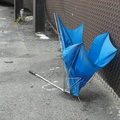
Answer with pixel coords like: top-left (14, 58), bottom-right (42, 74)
top-left (0, 18), bottom-right (6, 20)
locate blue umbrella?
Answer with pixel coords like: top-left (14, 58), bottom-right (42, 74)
top-left (56, 13), bottom-right (117, 96)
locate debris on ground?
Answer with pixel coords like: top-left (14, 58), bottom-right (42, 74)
top-left (24, 16), bottom-right (33, 21)
top-left (4, 61), bottom-right (13, 63)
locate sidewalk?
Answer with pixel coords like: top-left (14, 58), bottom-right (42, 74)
top-left (0, 3), bottom-right (119, 120)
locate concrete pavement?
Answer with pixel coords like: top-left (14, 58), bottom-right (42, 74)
top-left (0, 2), bottom-right (119, 120)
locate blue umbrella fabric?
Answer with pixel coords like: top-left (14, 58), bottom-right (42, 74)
top-left (63, 44), bottom-right (100, 96)
top-left (63, 34), bottom-right (117, 96)
top-left (56, 13), bottom-right (117, 96)
top-left (56, 13), bottom-right (84, 49)
top-left (88, 32), bottom-right (117, 68)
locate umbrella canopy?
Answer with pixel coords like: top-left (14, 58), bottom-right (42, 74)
top-left (56, 13), bottom-right (117, 96)
top-left (56, 13), bottom-right (84, 49)
top-left (88, 32), bottom-right (117, 67)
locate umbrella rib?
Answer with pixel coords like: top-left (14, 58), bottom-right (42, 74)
top-left (70, 76), bottom-right (87, 90)
top-left (67, 44), bottom-right (81, 77)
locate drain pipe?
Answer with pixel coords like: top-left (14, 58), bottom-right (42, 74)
top-left (33, 0), bottom-right (45, 32)
top-left (14, 0), bottom-right (24, 21)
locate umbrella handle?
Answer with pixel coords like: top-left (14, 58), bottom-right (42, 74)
top-left (29, 70), bottom-right (36, 75)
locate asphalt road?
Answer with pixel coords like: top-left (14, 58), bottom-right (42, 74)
top-left (0, 2), bottom-right (119, 120)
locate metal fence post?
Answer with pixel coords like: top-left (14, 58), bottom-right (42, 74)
top-left (14, 0), bottom-right (24, 20)
top-left (33, 0), bottom-right (45, 32)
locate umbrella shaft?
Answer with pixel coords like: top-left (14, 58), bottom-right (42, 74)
top-left (36, 73), bottom-right (64, 91)
top-left (29, 70), bottom-right (70, 93)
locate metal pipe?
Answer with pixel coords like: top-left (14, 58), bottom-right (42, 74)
top-left (53, 13), bottom-right (60, 36)
top-left (53, 13), bottom-right (69, 92)
top-left (29, 70), bottom-right (70, 94)
top-left (46, 20), bottom-right (58, 35)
